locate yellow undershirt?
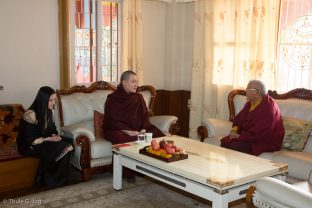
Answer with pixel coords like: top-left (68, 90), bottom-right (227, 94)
top-left (249, 99), bottom-right (262, 112)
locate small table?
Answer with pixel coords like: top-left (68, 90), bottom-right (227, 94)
top-left (112, 136), bottom-right (288, 208)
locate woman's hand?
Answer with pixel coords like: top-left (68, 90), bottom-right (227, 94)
top-left (45, 135), bottom-right (62, 142)
top-left (32, 138), bottom-right (45, 145)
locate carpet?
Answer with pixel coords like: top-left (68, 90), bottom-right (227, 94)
top-left (0, 173), bottom-right (247, 208)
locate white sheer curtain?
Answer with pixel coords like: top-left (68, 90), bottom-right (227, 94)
top-left (122, 0), bottom-right (143, 84)
top-left (189, 0), bottom-right (280, 138)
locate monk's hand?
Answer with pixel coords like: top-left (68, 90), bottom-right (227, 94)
top-left (229, 131), bottom-right (240, 139)
top-left (122, 130), bottom-right (139, 136)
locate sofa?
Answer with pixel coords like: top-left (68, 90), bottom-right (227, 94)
top-left (0, 104), bottom-right (39, 193)
top-left (56, 81), bottom-right (179, 180)
top-left (246, 170), bottom-right (312, 208)
top-left (197, 88), bottom-right (312, 182)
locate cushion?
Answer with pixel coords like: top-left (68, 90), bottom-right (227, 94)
top-left (0, 104), bottom-right (24, 146)
top-left (94, 110), bottom-right (104, 138)
top-left (282, 117), bottom-right (312, 151)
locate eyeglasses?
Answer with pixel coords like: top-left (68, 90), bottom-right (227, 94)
top-left (246, 88), bottom-right (259, 92)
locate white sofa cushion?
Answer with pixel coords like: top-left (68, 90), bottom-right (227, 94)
top-left (90, 157), bottom-right (112, 168)
top-left (254, 177), bottom-right (312, 208)
top-left (203, 136), bottom-right (222, 146)
top-left (233, 95), bottom-right (247, 115)
top-left (139, 91), bottom-right (151, 111)
top-left (261, 151), bottom-right (312, 181)
top-left (62, 120), bottom-right (113, 170)
top-left (276, 99), bottom-right (312, 121)
top-left (61, 119), bottom-right (113, 158)
top-left (61, 91), bottom-right (112, 126)
top-left (203, 118), bottom-right (232, 137)
top-left (149, 115), bottom-right (178, 133)
top-left (91, 138), bottom-right (112, 159)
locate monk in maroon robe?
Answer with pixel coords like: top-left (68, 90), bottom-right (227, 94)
top-left (103, 70), bottom-right (164, 145)
top-left (221, 80), bottom-right (285, 156)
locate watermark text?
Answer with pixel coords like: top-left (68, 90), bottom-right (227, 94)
top-left (2, 198), bottom-right (41, 206)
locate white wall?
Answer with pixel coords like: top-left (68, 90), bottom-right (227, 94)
top-left (142, 0), bottom-right (194, 90)
top-left (142, 0), bottom-right (166, 89)
top-left (0, 0), bottom-right (59, 108)
top-left (0, 0), bottom-right (194, 108)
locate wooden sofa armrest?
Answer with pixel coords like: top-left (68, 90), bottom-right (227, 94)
top-left (197, 125), bottom-right (208, 142)
top-left (75, 135), bottom-right (92, 181)
top-left (169, 122), bottom-right (180, 135)
top-left (149, 115), bottom-right (180, 135)
top-left (246, 185), bottom-right (257, 208)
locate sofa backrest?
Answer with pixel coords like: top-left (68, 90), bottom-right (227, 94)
top-left (56, 81), bottom-right (156, 127)
top-left (229, 89), bottom-right (312, 122)
top-left (137, 85), bottom-right (155, 116)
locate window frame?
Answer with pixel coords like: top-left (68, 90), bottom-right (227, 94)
top-left (69, 0), bottom-right (122, 86)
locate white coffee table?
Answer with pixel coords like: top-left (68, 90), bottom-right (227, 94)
top-left (112, 136), bottom-right (288, 208)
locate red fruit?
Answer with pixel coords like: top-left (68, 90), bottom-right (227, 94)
top-left (166, 144), bottom-right (172, 148)
top-left (165, 146), bottom-right (175, 154)
top-left (152, 143), bottom-right (160, 151)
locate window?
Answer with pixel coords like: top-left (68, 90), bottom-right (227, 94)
top-left (71, 0), bottom-right (121, 85)
top-left (277, 0), bottom-right (312, 92)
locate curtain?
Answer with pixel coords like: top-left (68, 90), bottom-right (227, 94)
top-left (122, 0), bottom-right (143, 84)
top-left (58, 0), bottom-right (71, 89)
top-left (277, 0), bottom-right (312, 92)
top-left (189, 0), bottom-right (280, 138)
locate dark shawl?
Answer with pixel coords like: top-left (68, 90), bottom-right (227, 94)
top-left (103, 85), bottom-right (164, 144)
top-left (222, 95), bottom-right (285, 156)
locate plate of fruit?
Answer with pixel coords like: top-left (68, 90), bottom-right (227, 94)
top-left (139, 139), bottom-right (188, 162)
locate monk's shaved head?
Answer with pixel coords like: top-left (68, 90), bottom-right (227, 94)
top-left (120, 70), bottom-right (138, 94)
top-left (120, 70), bottom-right (137, 81)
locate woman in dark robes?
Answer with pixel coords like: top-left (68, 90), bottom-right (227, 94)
top-left (103, 70), bottom-right (164, 145)
top-left (17, 86), bottom-right (74, 189)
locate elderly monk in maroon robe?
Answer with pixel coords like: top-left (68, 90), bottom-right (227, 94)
top-left (221, 80), bottom-right (285, 156)
top-left (103, 70), bottom-right (164, 145)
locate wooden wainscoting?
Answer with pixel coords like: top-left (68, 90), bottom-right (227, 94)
top-left (154, 90), bottom-right (191, 138)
